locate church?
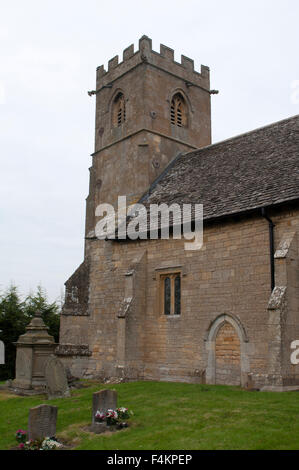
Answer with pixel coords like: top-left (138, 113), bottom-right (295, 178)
top-left (57, 35), bottom-right (299, 391)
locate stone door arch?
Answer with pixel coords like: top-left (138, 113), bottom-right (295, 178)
top-left (205, 314), bottom-right (250, 387)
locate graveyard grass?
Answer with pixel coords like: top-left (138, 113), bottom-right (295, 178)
top-left (0, 381), bottom-right (299, 450)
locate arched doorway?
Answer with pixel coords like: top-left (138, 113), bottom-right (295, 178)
top-left (215, 321), bottom-right (241, 385)
top-left (205, 314), bottom-right (250, 387)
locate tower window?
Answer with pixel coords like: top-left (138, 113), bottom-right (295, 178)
top-left (170, 93), bottom-right (187, 127)
top-left (161, 272), bottom-right (181, 315)
top-left (113, 92), bottom-right (126, 127)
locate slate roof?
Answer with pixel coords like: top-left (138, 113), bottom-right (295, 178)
top-left (141, 115), bottom-right (299, 222)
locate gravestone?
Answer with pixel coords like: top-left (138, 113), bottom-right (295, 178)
top-left (91, 389), bottom-right (117, 433)
top-left (44, 355), bottom-right (70, 399)
top-left (28, 404), bottom-right (57, 440)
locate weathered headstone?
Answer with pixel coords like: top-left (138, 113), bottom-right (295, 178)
top-left (44, 355), bottom-right (70, 399)
top-left (28, 404), bottom-right (57, 440)
top-left (91, 389), bottom-right (117, 433)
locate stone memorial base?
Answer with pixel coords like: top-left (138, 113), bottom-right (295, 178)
top-left (89, 422), bottom-right (128, 434)
top-left (90, 422), bottom-right (118, 434)
top-left (0, 381), bottom-right (46, 396)
top-left (8, 386), bottom-right (47, 397)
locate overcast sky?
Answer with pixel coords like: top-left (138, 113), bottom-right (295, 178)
top-left (0, 0), bottom-right (298, 302)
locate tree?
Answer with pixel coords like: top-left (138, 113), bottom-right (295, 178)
top-left (0, 284), bottom-right (61, 381)
top-left (24, 285), bottom-right (60, 343)
top-left (0, 285), bottom-right (27, 380)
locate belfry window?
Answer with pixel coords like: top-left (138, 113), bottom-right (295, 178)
top-left (161, 273), bottom-right (181, 315)
top-left (170, 93), bottom-right (187, 127)
top-left (113, 92), bottom-right (126, 127)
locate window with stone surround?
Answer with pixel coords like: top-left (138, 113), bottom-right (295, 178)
top-left (112, 92), bottom-right (126, 127)
top-left (160, 272), bottom-right (181, 315)
top-left (170, 93), bottom-right (187, 127)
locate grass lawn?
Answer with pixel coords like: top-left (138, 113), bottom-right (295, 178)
top-left (0, 381), bottom-right (299, 450)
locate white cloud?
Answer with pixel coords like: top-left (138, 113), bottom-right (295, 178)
top-left (0, 82), bottom-right (5, 104)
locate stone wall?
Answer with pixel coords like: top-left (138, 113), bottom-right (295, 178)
top-left (59, 206), bottom-right (299, 388)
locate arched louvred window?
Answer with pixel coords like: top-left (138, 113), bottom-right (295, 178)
top-left (113, 92), bottom-right (126, 127)
top-left (174, 275), bottom-right (181, 315)
top-left (164, 277), bottom-right (171, 315)
top-left (170, 93), bottom-right (187, 127)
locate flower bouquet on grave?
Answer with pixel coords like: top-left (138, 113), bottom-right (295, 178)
top-left (23, 439), bottom-right (43, 450)
top-left (18, 437), bottom-right (63, 450)
top-left (116, 407), bottom-right (130, 420)
top-left (116, 407), bottom-right (133, 429)
top-left (95, 410), bottom-right (106, 423)
top-left (40, 437), bottom-right (63, 450)
top-left (106, 409), bottom-right (118, 426)
top-left (15, 429), bottom-right (27, 444)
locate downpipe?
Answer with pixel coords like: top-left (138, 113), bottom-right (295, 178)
top-left (261, 208), bottom-right (275, 292)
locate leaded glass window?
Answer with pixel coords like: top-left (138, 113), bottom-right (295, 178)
top-left (174, 275), bottom-right (181, 315)
top-left (164, 277), bottom-right (171, 315)
top-left (161, 272), bottom-right (181, 315)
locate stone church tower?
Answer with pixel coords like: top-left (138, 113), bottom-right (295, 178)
top-left (85, 35), bottom-right (212, 235)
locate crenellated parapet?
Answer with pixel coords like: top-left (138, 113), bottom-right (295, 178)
top-left (96, 35), bottom-right (210, 91)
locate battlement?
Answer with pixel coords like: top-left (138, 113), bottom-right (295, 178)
top-left (96, 35), bottom-right (210, 91)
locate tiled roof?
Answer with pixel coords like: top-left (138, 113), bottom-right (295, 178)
top-left (141, 115), bottom-right (299, 221)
